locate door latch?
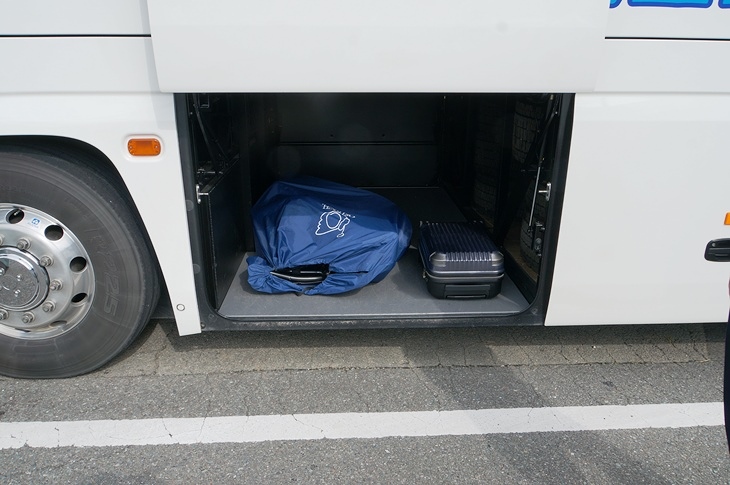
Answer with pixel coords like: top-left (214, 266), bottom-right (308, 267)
top-left (705, 239), bottom-right (730, 262)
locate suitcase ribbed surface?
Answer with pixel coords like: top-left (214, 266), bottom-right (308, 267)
top-left (419, 222), bottom-right (503, 275)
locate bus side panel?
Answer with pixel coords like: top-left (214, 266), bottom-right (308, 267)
top-left (545, 93), bottom-right (730, 326)
top-left (0, 37), bottom-right (201, 335)
top-left (0, 0), bottom-right (150, 36)
top-left (596, 39), bottom-right (730, 93)
top-left (0, 37), bottom-right (158, 94)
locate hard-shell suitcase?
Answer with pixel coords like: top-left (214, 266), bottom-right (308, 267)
top-left (418, 221), bottom-right (504, 299)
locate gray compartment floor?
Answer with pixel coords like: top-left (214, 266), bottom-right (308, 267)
top-left (219, 187), bottom-right (529, 321)
top-left (219, 249), bottom-right (529, 320)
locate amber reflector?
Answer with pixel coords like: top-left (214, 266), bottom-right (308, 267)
top-left (725, 212), bottom-right (730, 225)
top-left (128, 138), bottom-right (161, 156)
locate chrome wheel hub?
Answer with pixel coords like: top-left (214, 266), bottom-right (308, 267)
top-left (0, 205), bottom-right (95, 340)
top-left (0, 248), bottom-right (50, 311)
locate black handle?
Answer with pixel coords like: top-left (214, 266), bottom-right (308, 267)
top-left (705, 239), bottom-right (730, 262)
top-left (270, 264), bottom-right (329, 284)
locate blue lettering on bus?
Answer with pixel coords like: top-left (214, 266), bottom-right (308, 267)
top-left (628, 0), bottom-right (712, 6)
top-left (612, 0), bottom-right (727, 6)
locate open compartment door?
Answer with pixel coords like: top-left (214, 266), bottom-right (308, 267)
top-left (147, 0), bottom-right (606, 93)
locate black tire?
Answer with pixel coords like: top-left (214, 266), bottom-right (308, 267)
top-left (0, 149), bottom-right (158, 378)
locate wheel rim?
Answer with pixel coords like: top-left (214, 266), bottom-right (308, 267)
top-left (0, 204), bottom-right (95, 340)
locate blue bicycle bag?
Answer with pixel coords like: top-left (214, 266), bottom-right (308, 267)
top-left (247, 177), bottom-right (412, 295)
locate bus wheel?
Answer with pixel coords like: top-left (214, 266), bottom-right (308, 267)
top-left (0, 148), bottom-right (158, 378)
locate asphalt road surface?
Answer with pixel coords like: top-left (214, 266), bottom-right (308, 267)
top-left (0, 321), bottom-right (727, 484)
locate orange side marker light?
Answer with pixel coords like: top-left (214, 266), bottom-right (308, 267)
top-left (128, 138), bottom-right (162, 156)
top-left (725, 212), bottom-right (730, 225)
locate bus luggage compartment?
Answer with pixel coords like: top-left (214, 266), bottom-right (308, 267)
top-left (187, 93), bottom-right (568, 328)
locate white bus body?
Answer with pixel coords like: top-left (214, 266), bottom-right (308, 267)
top-left (0, 0), bottom-right (728, 377)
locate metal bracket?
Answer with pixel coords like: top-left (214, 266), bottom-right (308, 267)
top-left (539, 182), bottom-right (551, 202)
top-left (532, 221), bottom-right (545, 255)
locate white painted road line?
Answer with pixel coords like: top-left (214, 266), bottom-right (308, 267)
top-left (0, 402), bottom-right (722, 449)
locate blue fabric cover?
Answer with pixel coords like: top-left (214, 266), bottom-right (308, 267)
top-left (247, 177), bottom-right (412, 295)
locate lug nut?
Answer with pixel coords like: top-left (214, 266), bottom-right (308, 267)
top-left (0, 309), bottom-right (7, 321)
top-left (21, 312), bottom-right (34, 324)
top-left (42, 301), bottom-right (56, 313)
top-left (0, 235), bottom-right (4, 245)
top-left (16, 238), bottom-right (31, 251)
top-left (49, 280), bottom-right (63, 291)
top-left (39, 256), bottom-right (53, 267)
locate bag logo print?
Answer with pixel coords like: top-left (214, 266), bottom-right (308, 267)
top-left (316, 205), bottom-right (351, 238)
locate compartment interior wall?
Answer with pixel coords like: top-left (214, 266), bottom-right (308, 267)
top-left (237, 94), bottom-right (517, 242)
top-left (246, 94), bottom-right (444, 200)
